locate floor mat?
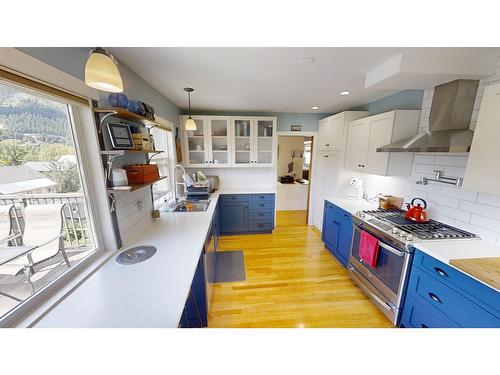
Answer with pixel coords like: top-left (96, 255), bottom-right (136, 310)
top-left (214, 250), bottom-right (246, 283)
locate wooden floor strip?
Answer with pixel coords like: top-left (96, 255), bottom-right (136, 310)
top-left (208, 210), bottom-right (394, 328)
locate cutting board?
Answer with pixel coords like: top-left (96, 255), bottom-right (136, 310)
top-left (450, 257), bottom-right (500, 291)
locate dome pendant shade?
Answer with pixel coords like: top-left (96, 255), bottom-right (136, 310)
top-left (185, 117), bottom-right (197, 131)
top-left (184, 87), bottom-right (197, 131)
top-left (85, 48), bottom-right (124, 93)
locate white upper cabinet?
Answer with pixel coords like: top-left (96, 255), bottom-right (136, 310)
top-left (345, 110), bottom-right (420, 176)
top-left (463, 83), bottom-right (500, 194)
top-left (182, 115), bottom-right (276, 168)
top-left (183, 115), bottom-right (209, 167)
top-left (318, 111), bottom-right (368, 151)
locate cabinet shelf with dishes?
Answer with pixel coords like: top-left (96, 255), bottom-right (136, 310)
top-left (181, 115), bottom-right (276, 167)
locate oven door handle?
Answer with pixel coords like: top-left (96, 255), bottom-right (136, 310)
top-left (378, 241), bottom-right (405, 257)
top-left (348, 266), bottom-right (395, 311)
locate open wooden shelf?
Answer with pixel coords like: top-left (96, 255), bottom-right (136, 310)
top-left (107, 176), bottom-right (168, 193)
top-left (100, 149), bottom-right (164, 156)
top-left (93, 107), bottom-right (168, 130)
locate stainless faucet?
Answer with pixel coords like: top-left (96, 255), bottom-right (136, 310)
top-left (416, 170), bottom-right (463, 187)
top-left (173, 164), bottom-right (187, 204)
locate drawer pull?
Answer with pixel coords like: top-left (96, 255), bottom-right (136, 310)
top-left (231, 196), bottom-right (237, 200)
top-left (421, 324), bottom-right (428, 328)
top-left (258, 213), bottom-right (264, 216)
top-left (259, 204), bottom-right (264, 207)
top-left (434, 267), bottom-right (448, 278)
top-left (258, 224), bottom-right (264, 227)
top-left (428, 292), bottom-right (442, 304)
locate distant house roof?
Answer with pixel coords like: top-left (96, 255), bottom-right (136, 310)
top-left (58, 154), bottom-right (76, 164)
top-left (0, 166), bottom-right (56, 194)
top-left (24, 161), bottom-right (52, 173)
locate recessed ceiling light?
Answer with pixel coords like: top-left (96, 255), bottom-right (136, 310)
top-left (340, 90), bottom-right (350, 96)
top-left (311, 106), bottom-right (319, 110)
top-left (297, 57), bottom-right (315, 65)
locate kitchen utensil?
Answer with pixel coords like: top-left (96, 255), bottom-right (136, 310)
top-left (378, 195), bottom-right (404, 210)
top-left (404, 198), bottom-right (429, 223)
top-left (347, 178), bottom-right (364, 200)
top-left (111, 168), bottom-right (128, 187)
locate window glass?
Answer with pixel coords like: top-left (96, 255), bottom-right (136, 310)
top-left (0, 80), bottom-right (96, 319)
top-left (149, 126), bottom-right (175, 208)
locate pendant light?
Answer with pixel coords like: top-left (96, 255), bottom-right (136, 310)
top-left (184, 87), bottom-right (197, 131)
top-left (85, 47), bottom-right (124, 93)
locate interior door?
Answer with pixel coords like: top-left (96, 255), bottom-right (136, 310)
top-left (232, 117), bottom-right (253, 165)
top-left (254, 117), bottom-right (275, 165)
top-left (208, 117), bottom-right (231, 166)
top-left (185, 116), bottom-right (208, 166)
top-left (345, 119), bottom-right (370, 171)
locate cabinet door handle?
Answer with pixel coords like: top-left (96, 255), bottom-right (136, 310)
top-left (428, 292), bottom-right (442, 304)
top-left (421, 324), bottom-right (428, 328)
top-left (434, 267), bottom-right (448, 278)
top-left (325, 143), bottom-right (330, 146)
top-left (258, 224), bottom-right (264, 228)
top-left (345, 215), bottom-right (350, 220)
top-left (259, 204), bottom-right (264, 207)
top-left (324, 155), bottom-right (329, 158)
top-left (232, 196), bottom-right (237, 200)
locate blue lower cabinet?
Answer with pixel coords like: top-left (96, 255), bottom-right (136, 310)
top-left (180, 254), bottom-right (207, 328)
top-left (322, 201), bottom-right (353, 268)
top-left (220, 202), bottom-right (248, 233)
top-left (401, 250), bottom-right (500, 328)
top-left (220, 194), bottom-right (275, 234)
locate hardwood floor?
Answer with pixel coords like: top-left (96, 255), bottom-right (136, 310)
top-left (208, 210), bottom-right (394, 328)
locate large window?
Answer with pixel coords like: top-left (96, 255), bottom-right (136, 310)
top-left (0, 79), bottom-right (97, 319)
top-left (149, 125), bottom-right (176, 209)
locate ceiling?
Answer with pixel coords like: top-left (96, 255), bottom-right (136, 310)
top-left (110, 47), bottom-right (500, 114)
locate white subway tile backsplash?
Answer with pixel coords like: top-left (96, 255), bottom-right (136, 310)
top-left (443, 166), bottom-right (466, 177)
top-left (470, 214), bottom-right (500, 232)
top-left (477, 192), bottom-right (500, 208)
top-left (425, 194), bottom-right (460, 209)
top-left (439, 186), bottom-right (478, 202)
top-left (459, 200), bottom-right (500, 220)
top-left (413, 154), bottom-right (435, 165)
top-left (431, 205), bottom-right (471, 222)
top-left (434, 155), bottom-right (468, 167)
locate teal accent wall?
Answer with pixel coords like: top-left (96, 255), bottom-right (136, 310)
top-left (17, 47), bottom-right (182, 129)
top-left (351, 89), bottom-right (424, 115)
top-left (191, 111), bottom-right (330, 132)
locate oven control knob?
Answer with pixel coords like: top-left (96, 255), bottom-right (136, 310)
top-left (392, 228), bottom-right (399, 235)
top-left (406, 234), bottom-right (413, 241)
top-left (399, 232), bottom-right (406, 238)
top-left (357, 211), bottom-right (365, 218)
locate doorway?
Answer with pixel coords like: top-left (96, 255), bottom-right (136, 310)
top-left (275, 134), bottom-right (315, 224)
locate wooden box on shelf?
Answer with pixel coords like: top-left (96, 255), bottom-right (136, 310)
top-left (124, 164), bottom-right (160, 184)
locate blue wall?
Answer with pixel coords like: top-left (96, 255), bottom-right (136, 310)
top-left (17, 47), bottom-right (182, 129)
top-left (191, 111), bottom-right (329, 132)
top-left (351, 89), bottom-right (424, 115)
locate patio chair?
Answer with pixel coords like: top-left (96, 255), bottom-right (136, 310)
top-left (0, 204), bottom-right (20, 245)
top-left (0, 204), bottom-right (71, 294)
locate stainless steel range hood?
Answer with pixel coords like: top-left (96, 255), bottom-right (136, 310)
top-left (377, 79), bottom-right (479, 153)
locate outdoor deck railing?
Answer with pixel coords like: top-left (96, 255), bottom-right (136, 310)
top-left (0, 193), bottom-right (91, 248)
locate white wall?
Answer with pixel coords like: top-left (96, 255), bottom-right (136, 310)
top-left (115, 188), bottom-right (153, 246)
top-left (336, 60), bottom-right (500, 245)
top-left (186, 167), bottom-right (277, 190)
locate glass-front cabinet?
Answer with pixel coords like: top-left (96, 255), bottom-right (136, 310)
top-left (209, 117), bottom-right (231, 166)
top-left (232, 117), bottom-right (253, 165)
top-left (182, 115), bottom-right (276, 167)
top-left (255, 118), bottom-right (274, 164)
top-left (184, 116), bottom-right (207, 166)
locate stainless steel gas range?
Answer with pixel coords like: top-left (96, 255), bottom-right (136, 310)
top-left (347, 208), bottom-right (479, 325)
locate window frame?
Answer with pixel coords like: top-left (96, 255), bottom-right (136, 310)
top-left (0, 57), bottom-right (117, 327)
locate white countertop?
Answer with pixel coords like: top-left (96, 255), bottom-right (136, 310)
top-left (34, 187), bottom-right (276, 328)
top-left (328, 197), bottom-right (500, 292)
top-left (324, 196), bottom-right (379, 214)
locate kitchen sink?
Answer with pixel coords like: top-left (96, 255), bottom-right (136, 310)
top-left (116, 246), bottom-right (157, 265)
top-left (173, 199), bottom-right (211, 212)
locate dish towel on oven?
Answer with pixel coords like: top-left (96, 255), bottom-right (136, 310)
top-left (359, 231), bottom-right (379, 268)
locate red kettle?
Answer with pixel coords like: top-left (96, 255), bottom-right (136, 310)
top-left (404, 198), bottom-right (429, 223)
